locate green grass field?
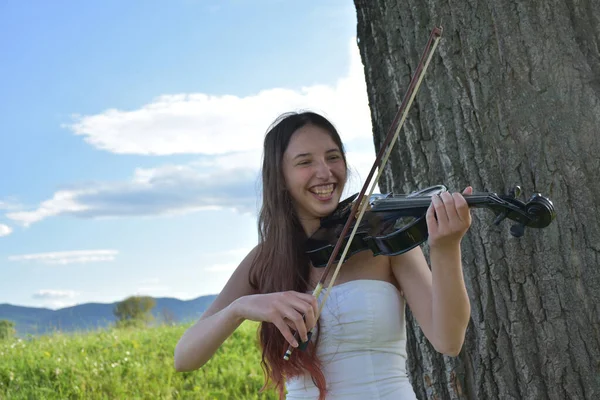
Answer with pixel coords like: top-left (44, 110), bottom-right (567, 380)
top-left (0, 321), bottom-right (278, 400)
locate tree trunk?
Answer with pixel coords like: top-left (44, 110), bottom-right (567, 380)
top-left (354, 1), bottom-right (600, 399)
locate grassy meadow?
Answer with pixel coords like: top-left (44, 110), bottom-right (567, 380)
top-left (0, 321), bottom-right (278, 400)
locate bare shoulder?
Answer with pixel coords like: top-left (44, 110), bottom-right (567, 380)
top-left (199, 245), bottom-right (261, 320)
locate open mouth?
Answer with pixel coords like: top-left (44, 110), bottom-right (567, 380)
top-left (309, 183), bottom-right (335, 200)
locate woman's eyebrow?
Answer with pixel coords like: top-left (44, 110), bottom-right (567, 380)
top-left (293, 152), bottom-right (311, 160)
top-left (292, 148), bottom-right (340, 160)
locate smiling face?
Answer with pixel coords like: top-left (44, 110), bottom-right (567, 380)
top-left (282, 124), bottom-right (347, 233)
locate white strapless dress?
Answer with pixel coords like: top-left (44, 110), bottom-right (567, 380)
top-left (285, 279), bottom-right (417, 399)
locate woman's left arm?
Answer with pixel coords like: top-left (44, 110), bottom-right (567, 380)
top-left (390, 187), bottom-right (473, 356)
top-left (427, 240), bottom-right (471, 355)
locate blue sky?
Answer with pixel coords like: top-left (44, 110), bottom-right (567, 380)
top-left (0, 0), bottom-right (378, 309)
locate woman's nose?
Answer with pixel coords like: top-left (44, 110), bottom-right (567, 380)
top-left (315, 159), bottom-right (333, 178)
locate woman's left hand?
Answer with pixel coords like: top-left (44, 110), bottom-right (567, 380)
top-left (426, 186), bottom-right (473, 249)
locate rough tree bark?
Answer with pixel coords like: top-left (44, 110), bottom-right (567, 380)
top-left (354, 1), bottom-right (600, 399)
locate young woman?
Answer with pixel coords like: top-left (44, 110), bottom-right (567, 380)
top-left (174, 111), bottom-right (472, 400)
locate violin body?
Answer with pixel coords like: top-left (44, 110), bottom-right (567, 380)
top-left (306, 185), bottom-right (556, 268)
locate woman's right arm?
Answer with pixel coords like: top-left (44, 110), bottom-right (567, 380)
top-left (173, 246), bottom-right (259, 372)
top-left (173, 246), bottom-right (318, 372)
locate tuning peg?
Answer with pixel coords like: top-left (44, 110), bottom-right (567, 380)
top-left (510, 223), bottom-right (525, 237)
top-left (509, 185), bottom-right (522, 199)
top-left (529, 192), bottom-right (543, 201)
top-left (493, 210), bottom-right (508, 226)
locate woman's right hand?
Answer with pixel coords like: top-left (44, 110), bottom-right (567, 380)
top-left (232, 291), bottom-right (319, 348)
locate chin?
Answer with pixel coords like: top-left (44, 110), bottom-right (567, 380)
top-left (314, 206), bottom-right (336, 218)
top-left (312, 196), bottom-right (341, 217)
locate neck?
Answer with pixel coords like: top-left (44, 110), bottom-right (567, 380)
top-left (370, 194), bottom-right (494, 211)
top-left (298, 216), bottom-right (321, 237)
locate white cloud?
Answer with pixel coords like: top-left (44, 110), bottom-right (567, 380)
top-left (5, 147), bottom-right (377, 227)
top-left (32, 289), bottom-right (80, 309)
top-left (6, 191), bottom-right (90, 226)
top-left (8, 249), bottom-right (118, 265)
top-left (45, 301), bottom-right (79, 310)
top-left (0, 224), bottom-right (12, 237)
top-left (32, 289), bottom-right (79, 299)
top-left (6, 161), bottom-right (260, 226)
top-left (64, 38), bottom-right (371, 156)
top-left (6, 37), bottom-right (379, 228)
top-left (0, 199), bottom-right (22, 211)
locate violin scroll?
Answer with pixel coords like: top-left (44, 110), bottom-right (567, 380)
top-left (488, 186), bottom-right (556, 237)
top-left (525, 193), bottom-right (556, 228)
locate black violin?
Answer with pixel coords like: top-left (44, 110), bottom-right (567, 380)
top-left (306, 185), bottom-right (556, 268)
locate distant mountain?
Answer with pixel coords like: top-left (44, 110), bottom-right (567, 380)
top-left (0, 294), bottom-right (217, 337)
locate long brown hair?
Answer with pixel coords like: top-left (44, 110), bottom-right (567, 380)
top-left (248, 111), bottom-right (347, 400)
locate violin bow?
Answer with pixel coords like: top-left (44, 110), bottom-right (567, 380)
top-left (284, 26), bottom-right (443, 360)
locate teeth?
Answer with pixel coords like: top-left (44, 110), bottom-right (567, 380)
top-left (311, 184), bottom-right (334, 195)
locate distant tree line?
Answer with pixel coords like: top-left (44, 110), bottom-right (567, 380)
top-left (0, 295), bottom-right (170, 340)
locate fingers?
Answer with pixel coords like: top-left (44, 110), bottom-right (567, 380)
top-left (295, 292), bottom-right (319, 331)
top-left (280, 307), bottom-right (308, 343)
top-left (452, 191), bottom-right (471, 223)
top-left (272, 318), bottom-right (299, 348)
top-left (281, 304), bottom-right (310, 342)
top-left (275, 292), bottom-right (319, 344)
top-left (427, 187), bottom-right (473, 243)
top-left (440, 191), bottom-right (459, 222)
top-left (431, 193), bottom-right (449, 225)
top-left (426, 198), bottom-right (438, 236)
